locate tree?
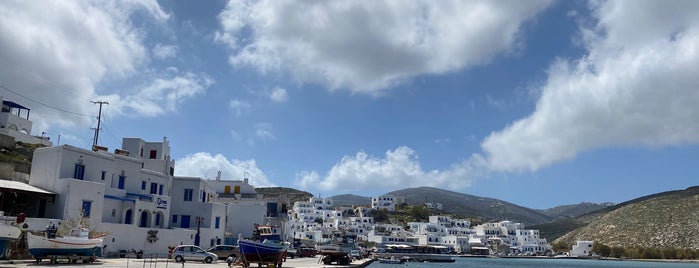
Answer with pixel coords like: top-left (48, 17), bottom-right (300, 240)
top-left (409, 206), bottom-right (430, 221)
top-left (592, 241), bottom-right (611, 257)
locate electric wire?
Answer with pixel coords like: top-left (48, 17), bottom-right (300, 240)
top-left (0, 82), bottom-right (95, 117)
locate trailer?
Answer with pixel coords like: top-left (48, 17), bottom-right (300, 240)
top-left (35, 254), bottom-right (97, 264)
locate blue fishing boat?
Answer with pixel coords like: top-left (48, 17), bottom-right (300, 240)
top-left (237, 237), bottom-right (286, 268)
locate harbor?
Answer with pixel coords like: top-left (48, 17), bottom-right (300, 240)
top-left (0, 256), bottom-right (374, 268)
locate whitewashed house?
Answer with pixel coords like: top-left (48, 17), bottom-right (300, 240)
top-left (372, 195), bottom-right (396, 212)
top-left (0, 97), bottom-right (51, 146)
top-left (170, 176), bottom-right (227, 248)
top-left (570, 240), bottom-right (594, 257)
top-left (27, 137), bottom-right (200, 255)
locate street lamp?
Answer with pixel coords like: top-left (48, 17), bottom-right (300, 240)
top-left (195, 216), bottom-right (204, 246)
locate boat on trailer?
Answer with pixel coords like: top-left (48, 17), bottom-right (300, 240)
top-left (27, 222), bottom-right (103, 263)
top-left (237, 237), bottom-right (286, 268)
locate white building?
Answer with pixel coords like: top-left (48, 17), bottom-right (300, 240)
top-left (170, 176), bottom-right (227, 248)
top-left (372, 195), bottom-right (396, 212)
top-left (208, 176), bottom-right (287, 242)
top-left (26, 137), bottom-right (228, 255)
top-left (570, 241), bottom-right (594, 257)
top-left (0, 97), bottom-right (52, 146)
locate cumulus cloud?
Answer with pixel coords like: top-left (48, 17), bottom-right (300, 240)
top-left (0, 0), bottom-right (193, 137)
top-left (175, 152), bottom-right (274, 187)
top-left (269, 87), bottom-right (288, 103)
top-left (482, 0), bottom-right (699, 172)
top-left (215, 0), bottom-right (551, 94)
top-left (153, 43), bottom-right (178, 59)
top-left (115, 72), bottom-right (213, 117)
top-left (296, 146), bottom-right (487, 192)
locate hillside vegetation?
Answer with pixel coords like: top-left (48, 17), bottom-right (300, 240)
top-left (255, 187), bottom-right (313, 204)
top-left (555, 186), bottom-right (699, 248)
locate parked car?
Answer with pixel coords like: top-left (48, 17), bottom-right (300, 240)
top-left (297, 247), bottom-right (318, 257)
top-left (172, 245), bottom-right (218, 263)
top-left (207, 245), bottom-right (238, 259)
top-left (349, 249), bottom-right (361, 260)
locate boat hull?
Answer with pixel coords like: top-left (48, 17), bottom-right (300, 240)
top-left (238, 239), bottom-right (285, 264)
top-left (27, 233), bottom-right (103, 258)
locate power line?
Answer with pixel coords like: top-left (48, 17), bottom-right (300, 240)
top-left (0, 82), bottom-right (95, 117)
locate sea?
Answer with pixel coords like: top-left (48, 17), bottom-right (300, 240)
top-left (366, 257), bottom-right (699, 268)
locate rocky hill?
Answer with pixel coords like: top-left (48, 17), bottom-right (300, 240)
top-left (255, 187), bottom-right (313, 204)
top-left (555, 186), bottom-right (699, 248)
top-left (387, 187), bottom-right (552, 225)
top-left (328, 194), bottom-right (371, 207)
top-left (538, 202), bottom-right (613, 219)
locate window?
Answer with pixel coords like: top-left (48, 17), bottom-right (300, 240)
top-left (159, 184), bottom-right (163, 195)
top-left (118, 175), bottom-right (125, 189)
top-left (150, 182), bottom-right (158, 194)
top-left (101, 171), bottom-right (106, 180)
top-left (74, 164), bottom-right (85, 180)
top-left (149, 150), bottom-right (157, 159)
top-left (184, 189), bottom-right (193, 201)
top-left (172, 215), bottom-right (178, 223)
top-left (141, 181), bottom-right (146, 190)
top-left (215, 217), bottom-right (220, 229)
top-left (82, 201), bottom-right (92, 217)
top-left (155, 213), bottom-right (161, 226)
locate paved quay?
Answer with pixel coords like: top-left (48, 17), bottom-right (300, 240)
top-left (0, 257), bottom-right (374, 268)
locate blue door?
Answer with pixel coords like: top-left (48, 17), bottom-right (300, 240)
top-left (125, 210), bottom-right (133, 224)
top-left (181, 215), bottom-right (191, 228)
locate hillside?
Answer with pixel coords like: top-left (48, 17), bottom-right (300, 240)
top-left (538, 202), bottom-right (613, 219)
top-left (328, 194), bottom-right (371, 207)
top-left (388, 187), bottom-right (552, 225)
top-left (555, 186), bottom-right (699, 248)
top-left (255, 187), bottom-right (313, 204)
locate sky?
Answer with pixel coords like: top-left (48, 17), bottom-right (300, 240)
top-left (1, 0), bottom-right (698, 209)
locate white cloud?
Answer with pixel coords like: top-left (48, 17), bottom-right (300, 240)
top-left (296, 146), bottom-right (487, 193)
top-left (0, 0), bottom-right (172, 135)
top-left (153, 43), bottom-right (178, 59)
top-left (254, 123), bottom-right (276, 141)
top-left (176, 152), bottom-right (274, 187)
top-left (482, 0), bottom-right (699, 172)
top-left (216, 0), bottom-right (551, 94)
top-left (117, 72), bottom-right (213, 117)
top-left (229, 99), bottom-right (251, 116)
top-left (269, 87), bottom-right (288, 103)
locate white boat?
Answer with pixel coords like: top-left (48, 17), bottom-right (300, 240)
top-left (27, 224), bottom-right (103, 259)
top-left (0, 222), bottom-right (21, 257)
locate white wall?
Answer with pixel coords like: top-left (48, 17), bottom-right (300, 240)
top-left (99, 223), bottom-right (195, 255)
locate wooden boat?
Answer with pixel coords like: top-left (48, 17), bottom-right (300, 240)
top-left (237, 237), bottom-right (286, 268)
top-left (0, 222), bottom-right (21, 258)
top-left (27, 223), bottom-right (103, 260)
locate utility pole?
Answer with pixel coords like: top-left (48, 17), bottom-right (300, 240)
top-left (91, 101), bottom-right (108, 147)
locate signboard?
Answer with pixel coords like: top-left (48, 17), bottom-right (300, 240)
top-left (156, 197), bottom-right (168, 209)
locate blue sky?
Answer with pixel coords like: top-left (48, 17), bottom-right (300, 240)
top-left (1, 0), bottom-right (698, 209)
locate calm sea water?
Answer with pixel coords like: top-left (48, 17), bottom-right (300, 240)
top-left (366, 257), bottom-right (699, 268)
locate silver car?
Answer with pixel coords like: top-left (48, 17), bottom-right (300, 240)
top-left (172, 245), bottom-right (218, 263)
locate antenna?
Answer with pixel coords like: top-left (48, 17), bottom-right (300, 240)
top-left (91, 101), bottom-right (108, 146)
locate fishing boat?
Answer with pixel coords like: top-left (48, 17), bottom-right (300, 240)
top-left (0, 222), bottom-right (21, 258)
top-left (27, 222), bottom-right (103, 260)
top-left (237, 235), bottom-right (286, 268)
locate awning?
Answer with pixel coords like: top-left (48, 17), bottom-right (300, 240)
top-left (0, 180), bottom-right (55, 195)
